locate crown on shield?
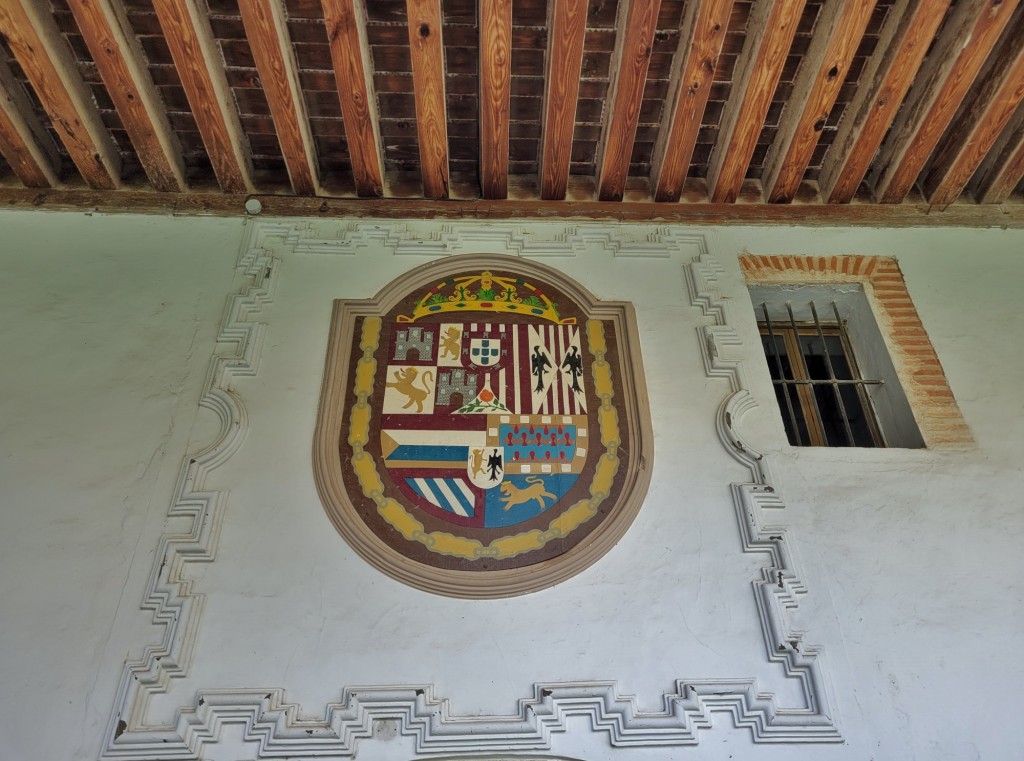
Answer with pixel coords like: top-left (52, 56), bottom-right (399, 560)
top-left (396, 270), bottom-right (575, 324)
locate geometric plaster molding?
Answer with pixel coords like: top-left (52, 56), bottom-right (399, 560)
top-left (264, 218), bottom-right (709, 259)
top-left (685, 252), bottom-right (841, 738)
top-left (739, 254), bottom-right (973, 449)
top-left (101, 222), bottom-right (840, 760)
top-left (101, 219), bottom-right (280, 757)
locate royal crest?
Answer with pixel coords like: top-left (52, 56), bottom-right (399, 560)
top-left (313, 256), bottom-right (653, 598)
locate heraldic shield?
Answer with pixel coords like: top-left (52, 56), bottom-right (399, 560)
top-left (313, 255), bottom-right (653, 598)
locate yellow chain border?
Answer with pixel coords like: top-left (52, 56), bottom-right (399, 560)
top-left (347, 316), bottom-right (621, 561)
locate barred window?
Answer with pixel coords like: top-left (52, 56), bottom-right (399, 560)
top-left (750, 285), bottom-right (924, 449)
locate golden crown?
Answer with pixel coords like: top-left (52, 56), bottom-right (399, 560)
top-left (396, 271), bottom-right (574, 324)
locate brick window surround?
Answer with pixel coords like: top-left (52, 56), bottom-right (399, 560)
top-left (740, 254), bottom-right (972, 449)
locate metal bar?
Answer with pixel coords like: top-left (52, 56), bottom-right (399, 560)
top-left (760, 302), bottom-right (804, 446)
top-left (771, 379), bottom-right (884, 385)
top-left (785, 301), bottom-right (827, 445)
top-left (832, 300), bottom-right (887, 446)
top-left (810, 300), bottom-right (856, 445)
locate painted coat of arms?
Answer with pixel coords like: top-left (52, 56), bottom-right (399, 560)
top-left (314, 255), bottom-right (653, 598)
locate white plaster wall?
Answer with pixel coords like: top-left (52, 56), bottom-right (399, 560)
top-left (0, 211), bottom-right (243, 760)
top-left (0, 213), bottom-right (1021, 761)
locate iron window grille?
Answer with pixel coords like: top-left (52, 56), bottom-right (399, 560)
top-left (758, 300), bottom-right (885, 447)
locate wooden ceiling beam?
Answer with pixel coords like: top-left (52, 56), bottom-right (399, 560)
top-left (923, 22), bottom-right (1024, 206)
top-left (763, 0), bottom-right (877, 204)
top-left (0, 0), bottom-right (120, 189)
top-left (595, 0), bottom-right (661, 202)
top-left (479, 0), bottom-right (512, 200)
top-left (540, 0), bottom-right (588, 200)
top-left (0, 57), bottom-right (60, 188)
top-left (67, 0), bottom-right (185, 192)
top-left (974, 102), bottom-right (1024, 204)
top-left (870, 0), bottom-right (1020, 204)
top-left (405, 0), bottom-right (449, 199)
top-left (321, 0), bottom-right (383, 197)
top-left (152, 0), bottom-right (250, 193)
top-left (238, 0), bottom-right (318, 196)
top-left (6, 186), bottom-right (1024, 229)
top-left (650, 0), bottom-right (734, 203)
top-left (707, 0), bottom-right (807, 203)
top-left (818, 0), bottom-right (950, 203)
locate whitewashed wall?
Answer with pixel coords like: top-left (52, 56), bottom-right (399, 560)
top-left (0, 211), bottom-right (1021, 761)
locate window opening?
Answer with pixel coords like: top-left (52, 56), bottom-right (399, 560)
top-left (758, 300), bottom-right (884, 447)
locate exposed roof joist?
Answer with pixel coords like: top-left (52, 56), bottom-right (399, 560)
top-left (0, 0), bottom-right (121, 189)
top-left (764, 0), bottom-right (878, 204)
top-left (0, 2), bottom-right (1021, 219)
top-left (651, 0), bottom-right (735, 203)
top-left (152, 0), bottom-right (250, 193)
top-left (818, 0), bottom-right (951, 203)
top-left (540, 0), bottom-right (588, 201)
top-left (0, 56), bottom-right (60, 188)
top-left (321, 0), bottom-right (384, 198)
top-left (870, 0), bottom-right (1021, 204)
top-left (405, 0), bottom-right (449, 199)
top-left (478, 0), bottom-right (511, 200)
top-left (924, 13), bottom-right (1024, 206)
top-left (67, 0), bottom-right (185, 192)
top-left (238, 0), bottom-right (318, 196)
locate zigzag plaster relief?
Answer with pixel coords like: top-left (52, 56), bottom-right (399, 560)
top-left (101, 221), bottom-right (840, 759)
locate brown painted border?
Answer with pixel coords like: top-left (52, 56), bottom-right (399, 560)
top-left (312, 254), bottom-right (655, 598)
top-left (740, 254), bottom-right (973, 448)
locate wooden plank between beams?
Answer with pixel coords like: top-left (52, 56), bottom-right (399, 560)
top-left (0, 57), bottom-right (60, 188)
top-left (238, 0), bottom-right (318, 196)
top-left (479, 0), bottom-right (512, 200)
top-left (540, 0), bottom-right (588, 200)
top-left (707, 0), bottom-right (807, 204)
top-left (68, 0), bottom-right (185, 192)
top-left (871, 0), bottom-right (1020, 204)
top-left (153, 0), bottom-right (250, 193)
top-left (923, 23), bottom-right (1024, 206)
top-left (406, 0), bottom-right (449, 199)
top-left (0, 0), bottom-right (120, 189)
top-left (321, 0), bottom-right (383, 197)
top-left (818, 0), bottom-right (950, 204)
top-left (764, 0), bottom-right (877, 204)
top-left (650, 0), bottom-right (735, 202)
top-left (596, 0), bottom-right (660, 202)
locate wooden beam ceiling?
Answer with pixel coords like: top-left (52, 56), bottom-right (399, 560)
top-left (478, 0), bottom-right (511, 200)
top-left (0, 0), bottom-right (121, 189)
top-left (0, 1), bottom-right (1021, 220)
top-left (67, 0), bottom-right (185, 192)
top-left (707, 0), bottom-right (807, 203)
top-left (152, 0), bottom-right (250, 193)
top-left (763, 0), bottom-right (878, 204)
top-left (0, 56), bottom-right (61, 188)
top-left (595, 0), bottom-right (660, 202)
top-left (237, 0), bottom-right (318, 196)
top-left (650, 0), bottom-right (734, 203)
top-left (818, 0), bottom-right (951, 203)
top-left (405, 0), bottom-right (449, 198)
top-left (540, 0), bottom-right (588, 200)
top-left (870, 0), bottom-right (1020, 204)
top-left (321, 0), bottom-right (384, 197)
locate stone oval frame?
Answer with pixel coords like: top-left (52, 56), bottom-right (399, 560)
top-left (313, 254), bottom-right (653, 598)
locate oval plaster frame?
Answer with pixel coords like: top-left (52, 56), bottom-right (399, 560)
top-left (312, 254), bottom-right (654, 598)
